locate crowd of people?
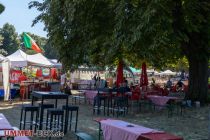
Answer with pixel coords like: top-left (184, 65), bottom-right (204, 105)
top-left (58, 69), bottom-right (189, 96)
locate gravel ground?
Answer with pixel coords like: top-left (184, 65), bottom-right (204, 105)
top-left (0, 97), bottom-right (208, 140)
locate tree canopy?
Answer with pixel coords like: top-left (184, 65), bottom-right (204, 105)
top-left (0, 3), bottom-right (4, 14)
top-left (0, 23), bottom-right (19, 55)
top-left (28, 0), bottom-right (185, 68)
top-left (30, 0), bottom-right (210, 103)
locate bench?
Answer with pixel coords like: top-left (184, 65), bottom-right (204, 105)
top-left (75, 132), bottom-right (95, 140)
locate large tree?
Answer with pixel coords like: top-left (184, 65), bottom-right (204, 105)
top-left (0, 3), bottom-right (4, 14)
top-left (129, 0), bottom-right (210, 104)
top-left (29, 0), bottom-right (116, 69)
top-left (43, 41), bottom-right (58, 59)
top-left (0, 3), bottom-right (6, 55)
top-left (0, 23), bottom-right (19, 55)
top-left (30, 0), bottom-right (210, 103)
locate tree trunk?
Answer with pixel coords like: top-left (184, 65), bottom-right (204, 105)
top-left (186, 56), bottom-right (209, 104)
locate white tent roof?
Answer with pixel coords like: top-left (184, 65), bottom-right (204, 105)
top-left (6, 49), bottom-right (27, 67)
top-left (0, 54), bottom-right (9, 64)
top-left (0, 54), bottom-right (6, 62)
top-left (160, 70), bottom-right (176, 75)
top-left (7, 49), bottom-right (57, 68)
top-left (49, 59), bottom-right (62, 68)
top-left (154, 71), bottom-right (159, 75)
top-left (27, 53), bottom-right (53, 67)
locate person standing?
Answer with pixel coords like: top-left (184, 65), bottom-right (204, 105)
top-left (18, 72), bottom-right (27, 83)
top-left (93, 74), bottom-right (97, 88)
top-left (60, 72), bottom-right (66, 91)
top-left (166, 78), bottom-right (172, 89)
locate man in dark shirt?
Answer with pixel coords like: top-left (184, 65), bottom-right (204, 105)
top-left (166, 78), bottom-right (172, 89)
top-left (176, 80), bottom-right (184, 91)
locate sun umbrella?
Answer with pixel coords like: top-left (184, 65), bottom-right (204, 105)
top-left (140, 62), bottom-right (148, 87)
top-left (116, 60), bottom-right (124, 87)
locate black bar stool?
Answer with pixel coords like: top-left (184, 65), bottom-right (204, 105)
top-left (46, 109), bottom-right (64, 131)
top-left (19, 105), bottom-right (39, 131)
top-left (93, 90), bottom-right (107, 115)
top-left (112, 87), bottom-right (129, 117)
top-left (62, 105), bottom-right (79, 132)
top-left (38, 103), bottom-right (54, 129)
top-left (112, 96), bottom-right (128, 117)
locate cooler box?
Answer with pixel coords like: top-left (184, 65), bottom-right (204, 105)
top-left (0, 89), bottom-right (17, 99)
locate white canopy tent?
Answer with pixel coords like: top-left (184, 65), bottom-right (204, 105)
top-left (48, 59), bottom-right (62, 68)
top-left (27, 53), bottom-right (54, 67)
top-left (0, 55), bottom-right (10, 101)
top-left (7, 49), bottom-right (59, 68)
top-left (154, 71), bottom-right (160, 75)
top-left (6, 49), bottom-right (27, 67)
top-left (159, 70), bottom-right (176, 76)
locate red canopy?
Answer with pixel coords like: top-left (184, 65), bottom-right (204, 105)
top-left (36, 69), bottom-right (42, 77)
top-left (140, 62), bottom-right (148, 87)
top-left (116, 60), bottom-right (124, 87)
top-left (50, 68), bottom-right (58, 79)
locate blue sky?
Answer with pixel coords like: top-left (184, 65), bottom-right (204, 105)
top-left (0, 0), bottom-right (47, 37)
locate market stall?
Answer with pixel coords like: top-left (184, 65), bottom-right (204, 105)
top-left (6, 49), bottom-right (62, 99)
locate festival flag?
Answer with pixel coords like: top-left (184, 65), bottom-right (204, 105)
top-left (23, 32), bottom-right (42, 53)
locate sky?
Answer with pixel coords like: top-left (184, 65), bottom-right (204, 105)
top-left (0, 0), bottom-right (47, 37)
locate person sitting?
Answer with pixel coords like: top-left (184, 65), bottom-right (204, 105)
top-left (64, 81), bottom-right (71, 95)
top-left (176, 80), bottom-right (184, 91)
top-left (130, 82), bottom-right (135, 91)
top-left (123, 77), bottom-right (130, 92)
top-left (18, 72), bottom-right (28, 83)
top-left (166, 78), bottom-right (172, 90)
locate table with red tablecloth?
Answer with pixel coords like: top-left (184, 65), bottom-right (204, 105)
top-left (139, 132), bottom-right (183, 140)
top-left (147, 95), bottom-right (179, 106)
top-left (100, 119), bottom-right (183, 140)
top-left (142, 90), bottom-right (160, 100)
top-left (84, 90), bottom-right (98, 104)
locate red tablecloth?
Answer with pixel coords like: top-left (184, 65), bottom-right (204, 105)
top-left (84, 90), bottom-right (98, 104)
top-left (144, 90), bottom-right (160, 95)
top-left (139, 132), bottom-right (183, 140)
top-left (100, 119), bottom-right (183, 140)
top-left (100, 119), bottom-right (160, 140)
top-left (147, 95), bottom-right (179, 106)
